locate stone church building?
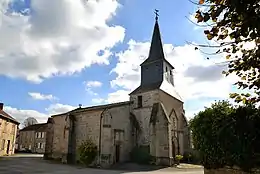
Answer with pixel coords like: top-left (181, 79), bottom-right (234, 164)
top-left (44, 16), bottom-right (191, 167)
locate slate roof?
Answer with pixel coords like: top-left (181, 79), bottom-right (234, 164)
top-left (0, 110), bottom-right (19, 124)
top-left (52, 101), bottom-right (133, 117)
top-left (20, 123), bottom-right (47, 132)
top-left (129, 82), bottom-right (162, 95)
top-left (130, 81), bottom-right (183, 103)
top-left (140, 20), bottom-right (174, 69)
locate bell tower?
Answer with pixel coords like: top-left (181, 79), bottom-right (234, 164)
top-left (130, 10), bottom-right (177, 97)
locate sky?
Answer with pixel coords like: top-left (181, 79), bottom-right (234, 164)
top-left (0, 0), bottom-right (241, 125)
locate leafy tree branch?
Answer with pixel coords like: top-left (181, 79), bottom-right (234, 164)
top-left (191, 0), bottom-right (260, 104)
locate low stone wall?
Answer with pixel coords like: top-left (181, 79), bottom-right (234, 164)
top-left (205, 167), bottom-right (260, 174)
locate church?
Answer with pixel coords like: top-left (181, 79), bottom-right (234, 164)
top-left (44, 14), bottom-right (191, 167)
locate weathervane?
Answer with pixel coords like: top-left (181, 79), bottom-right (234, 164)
top-left (154, 9), bottom-right (159, 21)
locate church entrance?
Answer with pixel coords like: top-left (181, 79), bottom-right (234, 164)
top-left (115, 144), bottom-right (120, 163)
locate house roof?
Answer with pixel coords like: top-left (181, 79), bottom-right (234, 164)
top-left (52, 101), bottom-right (133, 117)
top-left (20, 123), bottom-right (47, 132)
top-left (0, 110), bottom-right (19, 124)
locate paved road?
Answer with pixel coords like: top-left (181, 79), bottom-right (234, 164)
top-left (0, 154), bottom-right (204, 174)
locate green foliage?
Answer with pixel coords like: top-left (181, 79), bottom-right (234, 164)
top-left (194, 0), bottom-right (260, 104)
top-left (175, 155), bottom-right (183, 162)
top-left (129, 146), bottom-right (153, 164)
top-left (78, 139), bottom-right (98, 165)
top-left (190, 100), bottom-right (260, 172)
top-left (181, 150), bottom-right (201, 164)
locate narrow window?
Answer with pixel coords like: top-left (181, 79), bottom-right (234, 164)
top-left (170, 70), bottom-right (172, 75)
top-left (137, 95), bottom-right (143, 108)
top-left (166, 66), bottom-right (168, 72)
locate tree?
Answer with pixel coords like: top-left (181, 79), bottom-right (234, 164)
top-left (190, 100), bottom-right (260, 172)
top-left (189, 100), bottom-right (234, 169)
top-left (193, 0), bottom-right (260, 104)
top-left (23, 117), bottom-right (38, 127)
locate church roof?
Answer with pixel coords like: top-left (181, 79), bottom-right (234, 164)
top-left (129, 82), bottom-right (162, 95)
top-left (129, 80), bottom-right (183, 102)
top-left (51, 101), bottom-right (133, 117)
top-left (140, 18), bottom-right (174, 69)
top-left (141, 20), bottom-right (165, 66)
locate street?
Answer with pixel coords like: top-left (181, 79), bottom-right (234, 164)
top-left (0, 154), bottom-right (204, 174)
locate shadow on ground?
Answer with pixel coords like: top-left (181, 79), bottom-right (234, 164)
top-left (110, 163), bottom-right (167, 172)
top-left (0, 154), bottom-right (204, 174)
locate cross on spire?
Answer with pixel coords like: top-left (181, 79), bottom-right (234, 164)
top-left (154, 9), bottom-right (159, 21)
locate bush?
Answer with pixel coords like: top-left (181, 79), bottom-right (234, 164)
top-left (189, 100), bottom-right (260, 172)
top-left (181, 150), bottom-right (201, 164)
top-left (129, 146), bottom-right (152, 164)
top-left (175, 155), bottom-right (183, 164)
top-left (78, 139), bottom-right (98, 165)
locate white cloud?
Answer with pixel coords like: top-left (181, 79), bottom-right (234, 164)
top-left (4, 106), bottom-right (48, 124)
top-left (28, 92), bottom-right (57, 101)
top-left (91, 90), bottom-right (130, 104)
top-left (108, 40), bottom-right (239, 118)
top-left (45, 103), bottom-right (76, 115)
top-left (85, 81), bottom-right (103, 88)
top-left (3, 102), bottom-right (76, 128)
top-left (91, 98), bottom-right (106, 104)
top-left (0, 0), bottom-right (125, 83)
top-left (84, 80), bottom-right (103, 96)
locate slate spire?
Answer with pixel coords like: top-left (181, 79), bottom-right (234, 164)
top-left (142, 9), bottom-right (165, 65)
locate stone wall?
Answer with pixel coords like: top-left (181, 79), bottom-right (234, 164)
top-left (51, 114), bottom-right (69, 161)
top-left (158, 90), bottom-right (190, 154)
top-left (101, 104), bottom-right (133, 165)
top-left (72, 104), bottom-right (133, 166)
top-left (150, 103), bottom-right (173, 166)
top-left (205, 168), bottom-right (260, 174)
top-left (73, 110), bottom-right (102, 163)
top-left (44, 118), bottom-right (54, 159)
top-left (130, 89), bottom-right (189, 166)
top-left (0, 118), bottom-right (17, 156)
top-left (130, 90), bottom-right (159, 146)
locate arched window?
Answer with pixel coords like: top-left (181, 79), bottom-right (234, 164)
top-left (103, 113), bottom-right (112, 127)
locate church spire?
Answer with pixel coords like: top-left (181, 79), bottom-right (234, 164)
top-left (141, 9), bottom-right (165, 65)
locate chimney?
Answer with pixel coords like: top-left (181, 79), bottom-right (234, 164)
top-left (0, 103), bottom-right (3, 110)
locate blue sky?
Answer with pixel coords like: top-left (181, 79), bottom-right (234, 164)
top-left (0, 0), bottom-right (237, 124)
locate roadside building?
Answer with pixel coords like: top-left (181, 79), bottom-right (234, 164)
top-left (0, 103), bottom-right (19, 156)
top-left (18, 123), bottom-right (47, 153)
